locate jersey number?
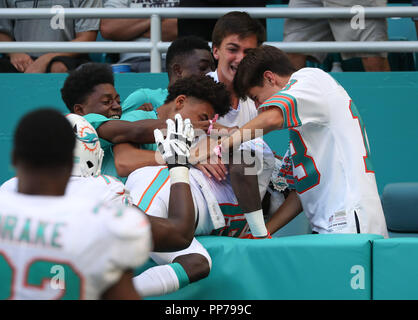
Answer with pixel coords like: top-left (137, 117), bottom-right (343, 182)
top-left (349, 100), bottom-right (374, 173)
top-left (289, 129), bottom-right (321, 194)
top-left (0, 251), bottom-right (83, 300)
top-left (211, 204), bottom-right (249, 238)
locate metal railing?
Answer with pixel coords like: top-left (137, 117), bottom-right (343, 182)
top-left (0, 7), bottom-right (417, 72)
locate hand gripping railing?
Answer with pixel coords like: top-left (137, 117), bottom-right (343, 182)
top-left (0, 7), bottom-right (417, 72)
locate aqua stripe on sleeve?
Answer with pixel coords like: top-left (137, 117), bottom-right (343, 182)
top-left (260, 92), bottom-right (301, 129)
top-left (170, 262), bottom-right (190, 289)
top-left (137, 168), bottom-right (169, 212)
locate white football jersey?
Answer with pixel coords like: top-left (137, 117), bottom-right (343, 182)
top-left (125, 166), bottom-right (253, 238)
top-left (207, 70), bottom-right (258, 128)
top-left (263, 68), bottom-right (388, 237)
top-left (0, 191), bottom-right (152, 300)
top-left (0, 175), bottom-right (131, 207)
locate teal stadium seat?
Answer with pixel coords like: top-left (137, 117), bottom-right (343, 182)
top-left (266, 4), bottom-right (286, 43)
top-left (88, 32), bottom-right (119, 64)
top-left (381, 183), bottom-right (418, 238)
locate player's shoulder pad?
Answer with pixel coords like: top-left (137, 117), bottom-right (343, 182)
top-left (94, 201), bottom-right (150, 240)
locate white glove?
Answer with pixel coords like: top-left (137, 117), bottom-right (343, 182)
top-left (154, 113), bottom-right (194, 169)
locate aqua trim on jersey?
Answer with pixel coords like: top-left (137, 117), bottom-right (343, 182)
top-left (83, 113), bottom-right (114, 149)
top-left (169, 262), bottom-right (190, 289)
top-left (348, 100), bottom-right (375, 173)
top-left (289, 129), bottom-right (321, 194)
top-left (136, 167), bottom-right (169, 213)
top-left (259, 92), bottom-right (301, 129)
top-left (122, 88), bottom-right (168, 114)
top-left (211, 203), bottom-right (249, 238)
top-left (282, 79), bottom-right (297, 91)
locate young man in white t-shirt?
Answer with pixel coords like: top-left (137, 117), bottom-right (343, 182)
top-left (203, 11), bottom-right (273, 241)
top-left (220, 45), bottom-right (388, 238)
top-left (207, 11), bottom-right (265, 130)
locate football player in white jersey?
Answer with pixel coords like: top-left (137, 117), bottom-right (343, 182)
top-left (220, 45), bottom-right (388, 238)
top-left (125, 136), bottom-right (277, 298)
top-left (1, 112), bottom-right (202, 254)
top-left (0, 108), bottom-right (152, 300)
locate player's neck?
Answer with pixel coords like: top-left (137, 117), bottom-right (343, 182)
top-left (156, 103), bottom-right (172, 120)
top-left (230, 93), bottom-right (239, 110)
top-left (16, 167), bottom-right (69, 196)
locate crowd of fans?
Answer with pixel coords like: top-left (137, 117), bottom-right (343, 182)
top-left (0, 0), bottom-right (416, 73)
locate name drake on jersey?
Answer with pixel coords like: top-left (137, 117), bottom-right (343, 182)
top-left (0, 214), bottom-right (65, 248)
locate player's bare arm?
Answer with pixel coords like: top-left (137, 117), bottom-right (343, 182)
top-left (146, 180), bottom-right (195, 252)
top-left (100, 270), bottom-right (141, 300)
top-left (97, 118), bottom-right (210, 146)
top-left (113, 143), bottom-right (164, 177)
top-left (96, 118), bottom-right (167, 145)
top-left (220, 107), bottom-right (284, 152)
top-left (266, 190), bottom-right (303, 235)
top-left (136, 114), bottom-right (196, 252)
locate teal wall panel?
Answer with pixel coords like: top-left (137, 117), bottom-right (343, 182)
top-left (0, 73), bottom-right (168, 183)
top-left (139, 234), bottom-right (381, 300)
top-left (373, 238), bottom-right (418, 300)
top-left (0, 72), bottom-right (417, 196)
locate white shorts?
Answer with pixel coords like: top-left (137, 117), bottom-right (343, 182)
top-left (150, 237), bottom-right (212, 268)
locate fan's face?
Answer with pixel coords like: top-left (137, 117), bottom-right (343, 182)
top-left (77, 84), bottom-right (122, 119)
top-left (180, 49), bottom-right (215, 78)
top-left (212, 34), bottom-right (258, 86)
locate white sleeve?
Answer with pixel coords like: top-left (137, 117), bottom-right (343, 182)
top-left (0, 177), bottom-right (18, 192)
top-left (92, 203), bottom-right (153, 294)
top-left (125, 167), bottom-right (171, 216)
top-left (99, 175), bottom-right (132, 207)
top-left (260, 69), bottom-right (329, 129)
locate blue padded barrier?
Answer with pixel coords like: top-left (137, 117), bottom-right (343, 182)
top-left (137, 234), bottom-right (382, 300)
top-left (373, 237), bottom-right (418, 300)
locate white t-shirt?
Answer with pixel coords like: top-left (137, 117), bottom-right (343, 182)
top-left (207, 70), bottom-right (258, 128)
top-left (0, 175), bottom-right (132, 207)
top-left (0, 191), bottom-right (151, 299)
top-left (264, 68), bottom-right (388, 237)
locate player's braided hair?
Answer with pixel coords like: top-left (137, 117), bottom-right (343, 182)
top-left (61, 63), bottom-right (115, 112)
top-left (165, 75), bottom-right (231, 117)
